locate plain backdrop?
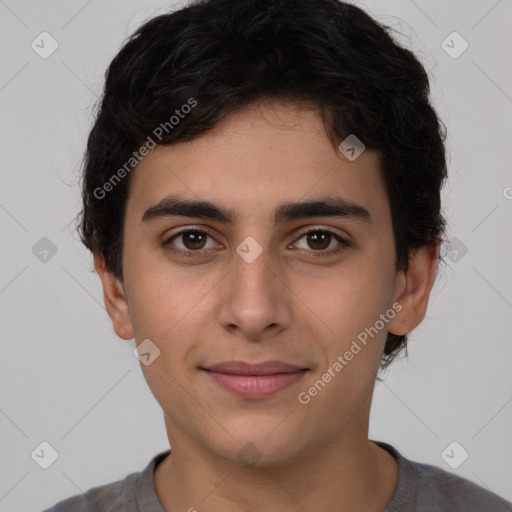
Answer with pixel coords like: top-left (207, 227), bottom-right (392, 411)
top-left (0, 0), bottom-right (511, 510)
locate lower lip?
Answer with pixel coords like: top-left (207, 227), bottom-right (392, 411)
top-left (203, 370), bottom-right (307, 398)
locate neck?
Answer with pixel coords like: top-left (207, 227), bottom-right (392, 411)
top-left (154, 421), bottom-right (398, 512)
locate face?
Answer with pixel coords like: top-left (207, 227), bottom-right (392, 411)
top-left (97, 100), bottom-right (434, 467)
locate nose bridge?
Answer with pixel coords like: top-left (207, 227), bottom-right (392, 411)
top-left (231, 235), bottom-right (277, 301)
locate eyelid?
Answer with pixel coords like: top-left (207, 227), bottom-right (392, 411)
top-left (292, 225), bottom-right (351, 244)
top-left (163, 224), bottom-right (217, 239)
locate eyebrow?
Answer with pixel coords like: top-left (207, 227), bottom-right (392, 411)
top-left (141, 194), bottom-right (372, 225)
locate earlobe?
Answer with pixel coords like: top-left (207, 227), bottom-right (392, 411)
top-left (93, 253), bottom-right (134, 340)
top-left (388, 244), bottom-right (440, 336)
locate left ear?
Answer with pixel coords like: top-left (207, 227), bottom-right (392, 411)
top-left (387, 243), bottom-right (440, 336)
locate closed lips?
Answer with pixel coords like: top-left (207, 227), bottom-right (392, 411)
top-left (202, 360), bottom-right (309, 375)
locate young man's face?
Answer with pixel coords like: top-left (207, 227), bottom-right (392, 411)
top-left (97, 101), bottom-right (434, 466)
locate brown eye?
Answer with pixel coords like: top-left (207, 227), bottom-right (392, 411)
top-left (164, 229), bottom-right (218, 254)
top-left (293, 229), bottom-right (350, 257)
top-left (181, 231), bottom-right (208, 250)
top-left (305, 231), bottom-right (331, 250)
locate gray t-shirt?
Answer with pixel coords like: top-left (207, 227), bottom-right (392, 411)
top-left (41, 441), bottom-right (512, 511)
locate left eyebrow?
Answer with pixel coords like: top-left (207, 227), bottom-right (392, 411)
top-left (141, 194), bottom-right (372, 225)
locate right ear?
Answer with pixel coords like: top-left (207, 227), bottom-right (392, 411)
top-left (94, 252), bottom-right (134, 340)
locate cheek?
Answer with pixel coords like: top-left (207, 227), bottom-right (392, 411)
top-left (124, 254), bottom-right (221, 378)
top-left (296, 248), bottom-right (395, 350)
top-left (129, 276), bottom-right (202, 339)
top-left (295, 260), bottom-right (394, 423)
top-left (127, 270), bottom-right (207, 397)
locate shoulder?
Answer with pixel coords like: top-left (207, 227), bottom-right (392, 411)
top-left (411, 459), bottom-right (512, 511)
top-left (40, 450), bottom-right (170, 512)
top-left (375, 441), bottom-right (512, 512)
top-left (40, 474), bottom-right (135, 512)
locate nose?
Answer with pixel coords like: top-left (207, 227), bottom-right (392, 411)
top-left (217, 241), bottom-right (293, 342)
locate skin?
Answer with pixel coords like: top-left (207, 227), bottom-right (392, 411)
top-left (95, 100), bottom-right (439, 512)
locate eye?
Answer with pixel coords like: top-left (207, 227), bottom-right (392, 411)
top-left (292, 228), bottom-right (350, 257)
top-left (163, 228), bottom-right (219, 257)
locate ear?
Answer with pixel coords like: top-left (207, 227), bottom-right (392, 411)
top-left (94, 252), bottom-right (134, 340)
top-left (387, 244), bottom-right (440, 336)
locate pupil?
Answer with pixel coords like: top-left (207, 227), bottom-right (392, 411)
top-left (308, 232), bottom-right (329, 250)
top-left (185, 231), bottom-right (205, 249)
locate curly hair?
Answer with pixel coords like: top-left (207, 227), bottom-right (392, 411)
top-left (77, 0), bottom-right (448, 372)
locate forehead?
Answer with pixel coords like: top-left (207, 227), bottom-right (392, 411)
top-left (124, 101), bottom-right (388, 226)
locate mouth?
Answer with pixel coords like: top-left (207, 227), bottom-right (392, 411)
top-left (200, 360), bottom-right (310, 398)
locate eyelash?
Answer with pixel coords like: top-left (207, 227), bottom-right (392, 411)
top-left (162, 227), bottom-right (351, 259)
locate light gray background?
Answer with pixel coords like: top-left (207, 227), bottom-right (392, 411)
top-left (1, 0), bottom-right (511, 510)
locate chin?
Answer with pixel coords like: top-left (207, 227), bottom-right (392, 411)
top-left (209, 419), bottom-right (307, 469)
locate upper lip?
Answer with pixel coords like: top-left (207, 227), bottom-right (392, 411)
top-left (203, 360), bottom-right (308, 375)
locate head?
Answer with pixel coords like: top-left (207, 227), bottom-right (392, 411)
top-left (78, 0), bottom-right (447, 465)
